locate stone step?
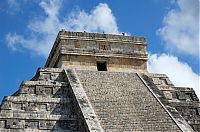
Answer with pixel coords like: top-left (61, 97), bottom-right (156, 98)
top-left (174, 87), bottom-right (199, 101)
top-left (0, 119), bottom-right (77, 131)
top-left (0, 105), bottom-right (74, 115)
top-left (31, 68), bottom-right (65, 82)
top-left (18, 82), bottom-right (70, 97)
top-left (0, 109), bottom-right (73, 115)
top-left (0, 113), bottom-right (76, 120)
top-left (141, 73), bottom-right (200, 131)
top-left (1, 96), bottom-right (73, 113)
top-left (2, 96), bottom-right (70, 103)
top-left (0, 128), bottom-right (72, 132)
top-left (21, 81), bottom-right (68, 87)
top-left (168, 100), bottom-right (200, 107)
top-left (76, 70), bottom-right (181, 131)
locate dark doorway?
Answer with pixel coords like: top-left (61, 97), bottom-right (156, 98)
top-left (97, 61), bottom-right (107, 71)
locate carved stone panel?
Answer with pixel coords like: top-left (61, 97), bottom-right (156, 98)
top-left (25, 102), bottom-right (38, 111)
top-left (25, 120), bottom-right (38, 129)
top-left (50, 73), bottom-right (59, 80)
top-left (6, 119), bottom-right (25, 129)
top-left (163, 91), bottom-right (173, 99)
top-left (1, 101), bottom-right (12, 110)
top-left (176, 91), bottom-right (186, 100)
top-left (36, 86), bottom-right (45, 95)
top-left (152, 78), bottom-right (162, 85)
top-left (39, 73), bottom-right (51, 81)
top-left (39, 120), bottom-right (56, 130)
top-left (21, 86), bottom-right (35, 94)
top-left (38, 103), bottom-right (47, 111)
top-left (12, 103), bottom-right (22, 110)
top-left (28, 86), bottom-right (36, 94)
top-left (44, 87), bottom-right (53, 95)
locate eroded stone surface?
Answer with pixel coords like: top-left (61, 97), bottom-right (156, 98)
top-left (45, 30), bottom-right (148, 73)
top-left (140, 73), bottom-right (199, 131)
top-left (0, 68), bottom-right (87, 131)
top-left (76, 70), bottom-right (181, 131)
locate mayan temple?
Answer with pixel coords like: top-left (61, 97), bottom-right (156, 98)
top-left (0, 30), bottom-right (199, 132)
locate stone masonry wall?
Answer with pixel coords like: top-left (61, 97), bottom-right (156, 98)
top-left (0, 68), bottom-right (87, 132)
top-left (45, 30), bottom-right (148, 73)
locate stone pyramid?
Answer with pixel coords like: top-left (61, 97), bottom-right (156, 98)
top-left (0, 30), bottom-right (199, 132)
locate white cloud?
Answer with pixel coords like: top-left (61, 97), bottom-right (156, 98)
top-left (6, 1), bottom-right (119, 56)
top-left (65, 3), bottom-right (119, 34)
top-left (148, 53), bottom-right (200, 98)
top-left (157, 0), bottom-right (199, 56)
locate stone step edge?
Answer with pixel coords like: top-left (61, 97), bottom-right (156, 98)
top-left (0, 113), bottom-right (76, 120)
top-left (0, 110), bottom-right (71, 115)
top-left (3, 96), bottom-right (71, 103)
top-left (0, 128), bottom-right (72, 132)
top-left (21, 81), bottom-right (68, 86)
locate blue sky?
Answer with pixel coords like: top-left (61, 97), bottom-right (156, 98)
top-left (0, 0), bottom-right (199, 102)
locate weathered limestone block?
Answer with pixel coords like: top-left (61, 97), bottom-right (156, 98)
top-left (152, 77), bottom-right (162, 85)
top-left (12, 102), bottom-right (22, 110)
top-left (25, 120), bottom-right (38, 129)
top-left (1, 101), bottom-right (12, 110)
top-left (6, 119), bottom-right (25, 129)
top-left (38, 103), bottom-right (47, 111)
top-left (177, 91), bottom-right (187, 100)
top-left (24, 102), bottom-right (38, 111)
top-left (163, 91), bottom-right (173, 99)
top-left (36, 86), bottom-right (46, 95)
top-left (39, 120), bottom-right (56, 130)
top-left (39, 73), bottom-right (51, 81)
top-left (20, 85), bottom-right (36, 94)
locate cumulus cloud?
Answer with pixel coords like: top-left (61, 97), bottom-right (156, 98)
top-left (6, 0), bottom-right (119, 56)
top-left (157, 0), bottom-right (199, 56)
top-left (148, 53), bottom-right (200, 97)
top-left (65, 3), bottom-right (119, 34)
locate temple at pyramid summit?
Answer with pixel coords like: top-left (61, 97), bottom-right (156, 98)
top-left (0, 30), bottom-right (200, 132)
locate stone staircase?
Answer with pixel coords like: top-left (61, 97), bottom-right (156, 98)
top-left (140, 73), bottom-right (200, 131)
top-left (76, 70), bottom-right (181, 131)
top-left (0, 68), bottom-right (81, 132)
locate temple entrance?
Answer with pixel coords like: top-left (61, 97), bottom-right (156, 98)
top-left (97, 61), bottom-right (107, 71)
